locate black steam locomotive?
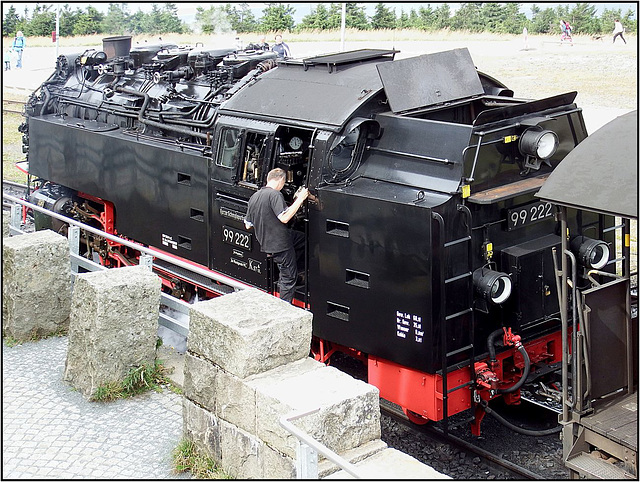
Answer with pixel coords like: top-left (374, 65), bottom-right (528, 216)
top-left (22, 36), bottom-right (615, 433)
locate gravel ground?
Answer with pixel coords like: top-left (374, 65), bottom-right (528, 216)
top-left (332, 352), bottom-right (568, 479)
top-left (381, 411), bottom-right (567, 480)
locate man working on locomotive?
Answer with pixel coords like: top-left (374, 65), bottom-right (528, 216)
top-left (244, 168), bottom-right (309, 303)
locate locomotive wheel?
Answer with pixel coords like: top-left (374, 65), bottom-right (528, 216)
top-left (403, 408), bottom-right (429, 425)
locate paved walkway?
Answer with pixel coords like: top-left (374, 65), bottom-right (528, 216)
top-left (2, 335), bottom-right (188, 479)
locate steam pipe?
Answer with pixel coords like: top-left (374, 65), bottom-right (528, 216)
top-left (115, 86), bottom-right (209, 140)
top-left (559, 207), bottom-right (571, 422)
top-left (576, 294), bottom-right (591, 403)
top-left (498, 345), bottom-right (530, 394)
top-left (480, 401), bottom-right (561, 436)
top-left (487, 328), bottom-right (503, 364)
top-left (565, 248), bottom-right (578, 410)
top-left (486, 329), bottom-right (531, 394)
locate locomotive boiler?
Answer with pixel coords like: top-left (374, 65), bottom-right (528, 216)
top-left (21, 35), bottom-right (616, 433)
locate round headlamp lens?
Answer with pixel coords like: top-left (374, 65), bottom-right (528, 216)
top-left (570, 236), bottom-right (610, 270)
top-left (536, 131), bottom-right (559, 159)
top-left (519, 128), bottom-right (559, 160)
top-left (473, 268), bottom-right (512, 305)
top-left (587, 243), bottom-right (610, 270)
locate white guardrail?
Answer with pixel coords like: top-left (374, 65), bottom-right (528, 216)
top-left (280, 408), bottom-right (365, 478)
top-left (5, 193), bottom-right (364, 479)
top-left (4, 193), bottom-right (251, 336)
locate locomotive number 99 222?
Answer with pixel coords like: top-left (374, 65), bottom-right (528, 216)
top-left (507, 201), bottom-right (554, 231)
top-left (222, 225), bottom-right (252, 250)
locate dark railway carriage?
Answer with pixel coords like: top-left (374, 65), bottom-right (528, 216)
top-left (21, 37), bottom-right (617, 433)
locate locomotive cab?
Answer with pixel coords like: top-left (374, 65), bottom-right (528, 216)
top-left (208, 118), bottom-right (315, 289)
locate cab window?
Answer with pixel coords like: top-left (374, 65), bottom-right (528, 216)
top-left (216, 127), bottom-right (241, 168)
top-left (328, 124), bottom-right (367, 181)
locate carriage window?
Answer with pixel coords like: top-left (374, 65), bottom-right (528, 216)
top-left (216, 127), bottom-right (241, 168)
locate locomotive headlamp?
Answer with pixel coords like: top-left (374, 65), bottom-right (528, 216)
top-left (518, 128), bottom-right (559, 160)
top-left (473, 268), bottom-right (512, 305)
top-left (570, 236), bottom-right (610, 270)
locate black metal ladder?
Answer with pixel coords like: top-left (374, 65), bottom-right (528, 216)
top-left (432, 205), bottom-right (476, 434)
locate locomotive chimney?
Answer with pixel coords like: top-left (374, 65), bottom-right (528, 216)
top-left (102, 35), bottom-right (132, 60)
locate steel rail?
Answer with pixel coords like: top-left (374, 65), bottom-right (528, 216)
top-left (379, 400), bottom-right (543, 480)
top-left (3, 180), bottom-right (28, 188)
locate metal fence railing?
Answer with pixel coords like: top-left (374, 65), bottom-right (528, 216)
top-left (4, 194), bottom-right (251, 336)
top-left (280, 408), bottom-right (365, 479)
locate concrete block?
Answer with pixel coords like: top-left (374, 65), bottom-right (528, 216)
top-left (184, 354), bottom-right (323, 438)
top-left (318, 439), bottom-right (388, 478)
top-left (250, 361), bottom-right (381, 459)
top-left (183, 398), bottom-right (296, 479)
top-left (188, 289), bottom-right (313, 378)
top-left (2, 229), bottom-right (71, 340)
top-left (183, 352), bottom-right (219, 413)
top-left (63, 265), bottom-right (161, 398)
top-left (218, 416), bottom-right (262, 478)
top-left (324, 447), bottom-right (451, 479)
top-left (262, 443), bottom-right (296, 479)
top-left (2, 210), bottom-right (10, 238)
top-left (183, 397), bottom-right (221, 461)
top-left (209, 361), bottom-right (258, 435)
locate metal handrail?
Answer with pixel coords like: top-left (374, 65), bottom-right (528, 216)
top-left (279, 408), bottom-right (365, 479)
top-left (4, 193), bottom-right (249, 336)
top-left (3, 193), bottom-right (250, 291)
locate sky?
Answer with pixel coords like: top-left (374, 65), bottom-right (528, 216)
top-left (3, 2), bottom-right (638, 26)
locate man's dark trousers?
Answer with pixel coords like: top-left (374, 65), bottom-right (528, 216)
top-left (272, 231), bottom-right (305, 303)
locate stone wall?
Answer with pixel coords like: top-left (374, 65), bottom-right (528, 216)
top-left (63, 265), bottom-right (161, 399)
top-left (3, 210), bottom-right (10, 238)
top-left (182, 289), bottom-right (381, 478)
top-left (2, 229), bottom-right (72, 340)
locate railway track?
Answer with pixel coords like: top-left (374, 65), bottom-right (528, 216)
top-left (3, 180), bottom-right (28, 210)
top-left (380, 399), bottom-right (545, 480)
top-left (3, 98), bottom-right (25, 115)
top-left (329, 352), bottom-right (567, 479)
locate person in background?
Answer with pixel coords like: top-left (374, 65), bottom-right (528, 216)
top-left (271, 34), bottom-right (291, 58)
top-left (256, 34), bottom-right (269, 51)
top-left (12, 30), bottom-right (25, 68)
top-left (247, 34), bottom-right (269, 51)
top-left (560, 20), bottom-right (573, 45)
top-left (613, 19), bottom-right (627, 44)
top-left (4, 48), bottom-right (13, 71)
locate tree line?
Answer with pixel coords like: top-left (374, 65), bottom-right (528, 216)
top-left (3, 2), bottom-right (637, 39)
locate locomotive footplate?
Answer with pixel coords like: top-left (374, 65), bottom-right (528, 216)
top-left (153, 258), bottom-right (235, 297)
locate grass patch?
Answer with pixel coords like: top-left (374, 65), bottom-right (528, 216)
top-left (3, 328), bottom-right (68, 347)
top-left (2, 100), bottom-right (28, 184)
top-left (8, 29), bottom-right (635, 51)
top-left (172, 439), bottom-right (230, 479)
top-left (2, 29), bottom-right (517, 49)
top-left (3, 335), bottom-right (22, 347)
top-left (91, 359), bottom-right (173, 402)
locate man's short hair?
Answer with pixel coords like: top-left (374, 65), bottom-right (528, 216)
top-left (267, 168), bottom-right (286, 182)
